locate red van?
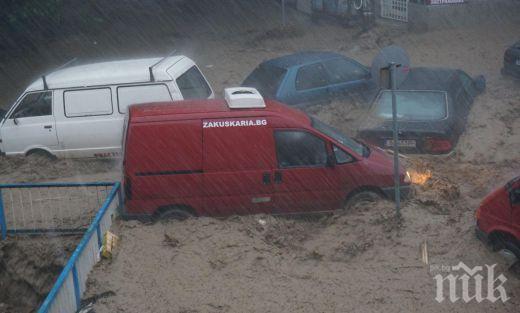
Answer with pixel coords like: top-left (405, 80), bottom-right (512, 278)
top-left (476, 176), bottom-right (520, 258)
top-left (122, 87), bottom-right (411, 219)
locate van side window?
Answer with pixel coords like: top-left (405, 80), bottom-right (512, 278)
top-left (275, 130), bottom-right (327, 168)
top-left (117, 84), bottom-right (172, 113)
top-left (64, 88), bottom-right (113, 117)
top-left (11, 91), bottom-right (52, 118)
top-left (295, 63), bottom-right (329, 91)
top-left (176, 66), bottom-right (211, 99)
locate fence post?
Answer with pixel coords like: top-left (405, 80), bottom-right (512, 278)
top-left (0, 189), bottom-right (6, 240)
top-left (72, 264), bottom-right (81, 310)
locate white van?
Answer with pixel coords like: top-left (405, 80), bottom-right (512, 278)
top-left (0, 56), bottom-right (214, 158)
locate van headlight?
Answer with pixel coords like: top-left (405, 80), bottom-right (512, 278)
top-left (404, 171), bottom-right (412, 184)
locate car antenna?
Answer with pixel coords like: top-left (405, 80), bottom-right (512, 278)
top-left (149, 49), bottom-right (177, 82)
top-left (41, 57), bottom-right (78, 90)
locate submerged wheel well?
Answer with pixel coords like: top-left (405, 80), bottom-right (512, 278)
top-left (25, 148), bottom-right (55, 159)
top-left (489, 231), bottom-right (518, 245)
top-left (154, 204), bottom-right (197, 218)
top-left (345, 186), bottom-right (385, 201)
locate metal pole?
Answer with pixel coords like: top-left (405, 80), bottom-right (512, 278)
top-left (282, 0), bottom-right (287, 28)
top-left (390, 63), bottom-right (401, 217)
top-left (0, 190), bottom-right (6, 240)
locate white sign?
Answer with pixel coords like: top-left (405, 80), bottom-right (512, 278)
top-left (432, 262), bottom-right (509, 303)
top-left (203, 119), bottom-right (267, 129)
top-left (429, 0), bottom-right (465, 5)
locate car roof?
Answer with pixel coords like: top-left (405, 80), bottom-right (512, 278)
top-left (129, 99), bottom-right (310, 125)
top-left (25, 56), bottom-right (186, 92)
top-left (262, 51), bottom-right (350, 69)
top-left (398, 67), bottom-right (460, 91)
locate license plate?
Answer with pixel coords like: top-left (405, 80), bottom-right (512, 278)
top-left (385, 139), bottom-right (416, 148)
top-left (516, 59), bottom-right (520, 66)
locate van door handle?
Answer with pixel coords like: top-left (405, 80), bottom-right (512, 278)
top-left (262, 172), bottom-right (271, 185)
top-left (44, 125), bottom-right (52, 129)
top-left (274, 171), bottom-right (282, 184)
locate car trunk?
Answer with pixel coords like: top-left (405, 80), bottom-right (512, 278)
top-left (358, 119), bottom-right (454, 154)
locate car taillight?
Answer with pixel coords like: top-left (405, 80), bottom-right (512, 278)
top-left (423, 137), bottom-right (452, 154)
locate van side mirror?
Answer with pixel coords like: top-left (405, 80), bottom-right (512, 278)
top-left (13, 117), bottom-right (19, 125)
top-left (326, 154), bottom-right (335, 168)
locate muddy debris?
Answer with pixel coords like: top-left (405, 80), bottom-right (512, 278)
top-left (0, 236), bottom-right (80, 313)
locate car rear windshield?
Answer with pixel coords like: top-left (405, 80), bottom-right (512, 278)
top-left (373, 90), bottom-right (447, 121)
top-left (242, 65), bottom-right (286, 98)
top-left (311, 117), bottom-right (365, 157)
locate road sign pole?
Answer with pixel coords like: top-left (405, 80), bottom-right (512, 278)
top-left (390, 63), bottom-right (401, 217)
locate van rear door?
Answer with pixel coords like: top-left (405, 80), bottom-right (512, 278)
top-left (125, 119), bottom-right (203, 215)
top-left (202, 117), bottom-right (275, 216)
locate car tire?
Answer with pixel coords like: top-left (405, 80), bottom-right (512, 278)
top-left (158, 208), bottom-right (194, 221)
top-left (491, 233), bottom-right (520, 259)
top-left (344, 190), bottom-right (381, 210)
top-left (504, 240), bottom-right (520, 260)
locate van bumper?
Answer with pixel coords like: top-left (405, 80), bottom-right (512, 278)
top-left (381, 184), bottom-right (412, 200)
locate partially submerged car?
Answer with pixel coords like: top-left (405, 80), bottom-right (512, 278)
top-left (0, 56), bottom-right (213, 158)
top-left (122, 87), bottom-right (411, 219)
top-left (357, 67), bottom-right (485, 154)
top-left (476, 176), bottom-right (520, 260)
top-left (242, 51), bottom-right (375, 108)
top-left (502, 41), bottom-right (520, 78)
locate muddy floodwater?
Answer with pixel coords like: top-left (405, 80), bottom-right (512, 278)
top-left (0, 0), bottom-right (519, 312)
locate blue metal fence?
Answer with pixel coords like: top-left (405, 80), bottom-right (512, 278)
top-left (0, 181), bottom-right (121, 313)
top-left (0, 182), bottom-right (115, 239)
top-left (38, 182), bottom-right (121, 313)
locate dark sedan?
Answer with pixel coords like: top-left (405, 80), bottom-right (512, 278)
top-left (502, 41), bottom-right (520, 78)
top-left (357, 67), bottom-right (485, 154)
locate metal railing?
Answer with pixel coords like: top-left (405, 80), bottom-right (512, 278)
top-left (0, 182), bottom-right (116, 238)
top-left (381, 0), bottom-right (409, 22)
top-left (35, 182), bottom-right (121, 313)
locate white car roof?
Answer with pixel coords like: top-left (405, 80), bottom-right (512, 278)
top-left (25, 56), bottom-right (186, 92)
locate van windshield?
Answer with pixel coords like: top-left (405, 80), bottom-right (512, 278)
top-left (311, 117), bottom-right (367, 157)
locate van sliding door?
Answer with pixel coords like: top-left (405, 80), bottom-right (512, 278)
top-left (202, 117), bottom-right (275, 216)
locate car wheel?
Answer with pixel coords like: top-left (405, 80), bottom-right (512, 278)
top-left (491, 233), bottom-right (520, 258)
top-left (345, 190), bottom-right (381, 210)
top-left (504, 240), bottom-right (520, 260)
top-left (158, 208), bottom-right (194, 221)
